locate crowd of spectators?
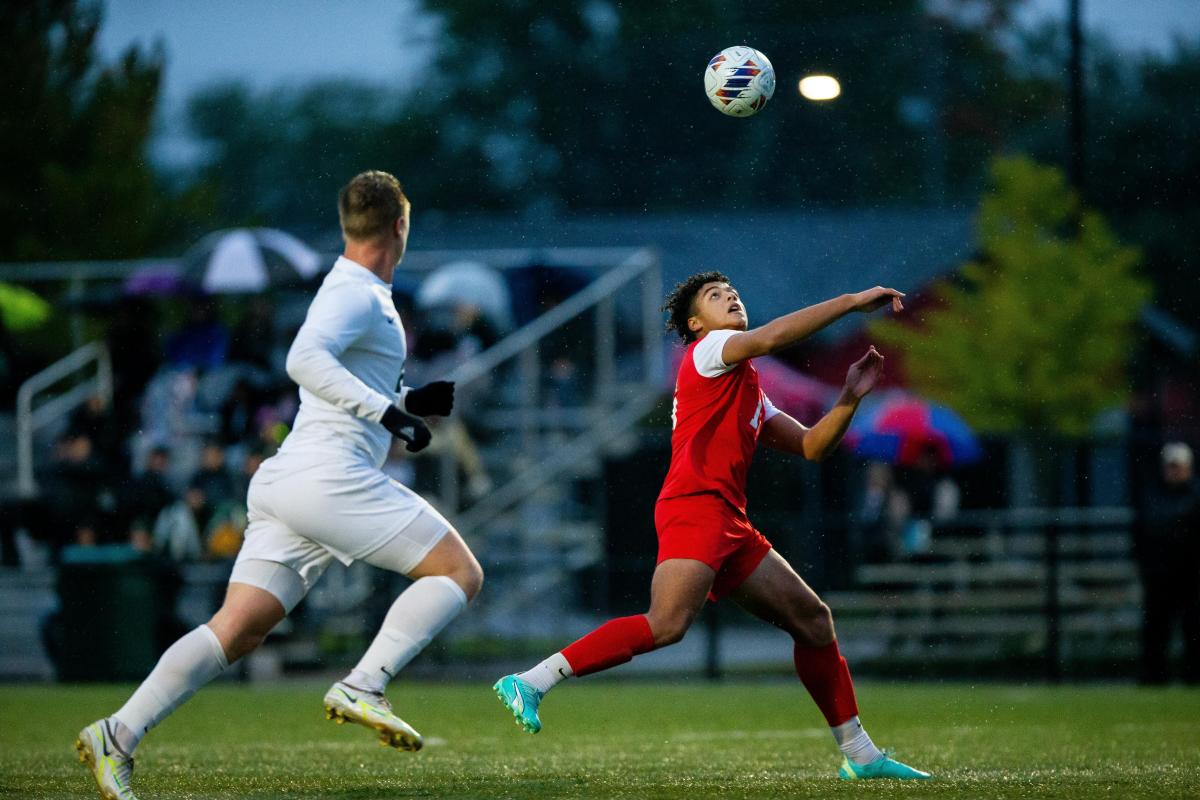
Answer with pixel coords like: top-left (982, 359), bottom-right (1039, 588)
top-left (4, 258), bottom-right (534, 569)
top-left (855, 446), bottom-right (961, 563)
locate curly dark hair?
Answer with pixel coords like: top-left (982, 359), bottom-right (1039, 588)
top-left (660, 271), bottom-right (731, 343)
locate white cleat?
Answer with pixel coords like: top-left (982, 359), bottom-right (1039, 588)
top-left (323, 681), bottom-right (423, 751)
top-left (74, 719), bottom-right (137, 800)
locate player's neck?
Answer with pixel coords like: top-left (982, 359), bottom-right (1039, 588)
top-left (694, 324), bottom-right (735, 341)
top-left (342, 242), bottom-right (400, 285)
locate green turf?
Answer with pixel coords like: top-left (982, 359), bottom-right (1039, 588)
top-left (1, 681), bottom-right (1197, 799)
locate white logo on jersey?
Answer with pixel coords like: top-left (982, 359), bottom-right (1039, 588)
top-left (749, 394), bottom-right (765, 431)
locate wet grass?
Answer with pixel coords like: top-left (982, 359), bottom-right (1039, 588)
top-left (1, 680), bottom-right (1197, 798)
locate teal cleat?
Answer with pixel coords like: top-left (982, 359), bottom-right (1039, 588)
top-left (493, 674), bottom-right (543, 734)
top-left (838, 752), bottom-right (932, 781)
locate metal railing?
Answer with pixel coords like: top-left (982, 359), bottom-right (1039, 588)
top-left (819, 504), bottom-right (1140, 679)
top-left (15, 341), bottom-right (112, 497)
top-left (438, 247), bottom-right (664, 529)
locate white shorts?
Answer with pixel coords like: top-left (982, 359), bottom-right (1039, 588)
top-left (231, 454), bottom-right (451, 610)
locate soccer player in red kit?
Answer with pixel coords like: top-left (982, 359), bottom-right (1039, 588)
top-left (495, 272), bottom-right (931, 781)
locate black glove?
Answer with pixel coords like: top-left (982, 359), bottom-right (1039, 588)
top-left (382, 405), bottom-right (432, 453)
top-left (405, 381), bottom-right (455, 417)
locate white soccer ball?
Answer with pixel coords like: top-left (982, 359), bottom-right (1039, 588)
top-left (704, 46), bottom-right (776, 117)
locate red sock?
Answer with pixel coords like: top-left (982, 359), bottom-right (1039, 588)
top-left (560, 615), bottom-right (655, 677)
top-left (793, 640), bottom-right (860, 727)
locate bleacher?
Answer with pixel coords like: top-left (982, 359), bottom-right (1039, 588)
top-left (827, 507), bottom-right (1141, 675)
top-left (0, 247), bottom-right (1148, 681)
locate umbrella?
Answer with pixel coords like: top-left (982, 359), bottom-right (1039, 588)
top-left (0, 282), bottom-right (51, 330)
top-left (182, 228), bottom-right (323, 294)
top-left (124, 264), bottom-right (190, 296)
top-left (417, 260), bottom-right (514, 333)
top-left (846, 393), bottom-right (983, 468)
top-left (755, 357), bottom-right (839, 423)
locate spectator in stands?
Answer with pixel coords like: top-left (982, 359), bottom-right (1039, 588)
top-left (1135, 442), bottom-right (1200, 684)
top-left (164, 299), bottom-right (229, 372)
top-left (406, 308), bottom-right (495, 502)
top-left (893, 444), bottom-right (960, 558)
top-left (233, 445), bottom-right (268, 499)
top-left (152, 484), bottom-right (205, 562)
top-left (47, 431), bottom-right (120, 551)
top-left (856, 463), bottom-right (905, 563)
top-left (228, 297), bottom-right (278, 371)
top-left (190, 439), bottom-right (236, 511)
top-left (121, 445), bottom-right (176, 536)
top-left (66, 394), bottom-right (125, 477)
top-left (106, 296), bottom-right (162, 430)
top-left (251, 385), bottom-right (299, 455)
top-left (219, 378), bottom-right (262, 447)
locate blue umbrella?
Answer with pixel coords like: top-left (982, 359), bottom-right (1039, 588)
top-left (847, 394), bottom-right (983, 467)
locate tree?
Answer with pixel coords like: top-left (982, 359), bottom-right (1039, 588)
top-left (1012, 27), bottom-right (1200, 318)
top-left (0, 0), bottom-right (199, 260)
top-left (184, 80), bottom-right (497, 233)
top-left (409, 0), bottom-right (1058, 210)
top-left (872, 155), bottom-right (1149, 438)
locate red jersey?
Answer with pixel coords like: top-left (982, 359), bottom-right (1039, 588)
top-left (658, 329), bottom-right (778, 512)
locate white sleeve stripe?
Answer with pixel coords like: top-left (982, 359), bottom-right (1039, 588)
top-left (692, 329), bottom-right (740, 378)
top-left (762, 392), bottom-right (782, 422)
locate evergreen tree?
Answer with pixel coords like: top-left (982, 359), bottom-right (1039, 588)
top-left (0, 0), bottom-right (192, 259)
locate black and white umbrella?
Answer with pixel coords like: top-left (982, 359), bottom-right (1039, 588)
top-left (183, 228), bottom-right (323, 294)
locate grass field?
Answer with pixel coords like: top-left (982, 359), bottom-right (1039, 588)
top-left (1, 681), bottom-right (1197, 799)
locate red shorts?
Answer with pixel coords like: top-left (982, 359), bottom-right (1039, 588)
top-left (655, 493), bottom-right (773, 602)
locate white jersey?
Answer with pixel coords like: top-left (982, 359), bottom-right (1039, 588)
top-left (273, 256), bottom-right (406, 469)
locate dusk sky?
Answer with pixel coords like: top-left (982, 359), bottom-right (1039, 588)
top-left (95, 0), bottom-right (1200, 166)
top-left (99, 0), bottom-right (1200, 105)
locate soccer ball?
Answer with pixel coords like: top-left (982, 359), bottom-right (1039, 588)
top-left (704, 46), bottom-right (776, 117)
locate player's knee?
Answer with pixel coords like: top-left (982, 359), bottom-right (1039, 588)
top-left (647, 612), bottom-right (692, 647)
top-left (457, 557), bottom-right (484, 601)
top-left (792, 601), bottom-right (835, 647)
top-left (225, 630), bottom-right (268, 663)
top-left (444, 554), bottom-right (484, 601)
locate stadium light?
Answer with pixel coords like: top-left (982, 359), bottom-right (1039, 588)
top-left (798, 74), bottom-right (841, 101)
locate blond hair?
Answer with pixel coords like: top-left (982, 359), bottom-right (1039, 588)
top-left (337, 170), bottom-right (408, 241)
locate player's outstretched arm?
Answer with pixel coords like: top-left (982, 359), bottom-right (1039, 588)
top-left (760, 347), bottom-right (885, 461)
top-left (722, 287), bottom-right (903, 366)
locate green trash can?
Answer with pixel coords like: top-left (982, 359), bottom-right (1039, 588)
top-left (55, 546), bottom-right (163, 682)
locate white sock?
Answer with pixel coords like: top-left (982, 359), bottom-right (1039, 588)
top-left (112, 625), bottom-right (228, 751)
top-left (345, 576), bottom-right (467, 694)
top-left (516, 652), bottom-right (573, 694)
top-left (831, 716), bottom-right (883, 765)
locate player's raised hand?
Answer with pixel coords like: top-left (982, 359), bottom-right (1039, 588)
top-left (844, 346), bottom-right (886, 400)
top-left (850, 287), bottom-right (904, 313)
top-left (405, 381), bottom-right (455, 417)
top-left (382, 405), bottom-right (433, 452)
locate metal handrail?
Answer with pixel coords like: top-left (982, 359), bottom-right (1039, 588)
top-left (15, 341), bottom-right (112, 497)
top-left (445, 248), bottom-right (659, 388)
top-left (436, 247), bottom-right (663, 517)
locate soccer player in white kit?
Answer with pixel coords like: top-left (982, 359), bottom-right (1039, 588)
top-left (75, 171), bottom-right (484, 800)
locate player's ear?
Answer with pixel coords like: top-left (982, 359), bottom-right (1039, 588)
top-left (687, 315), bottom-right (703, 335)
